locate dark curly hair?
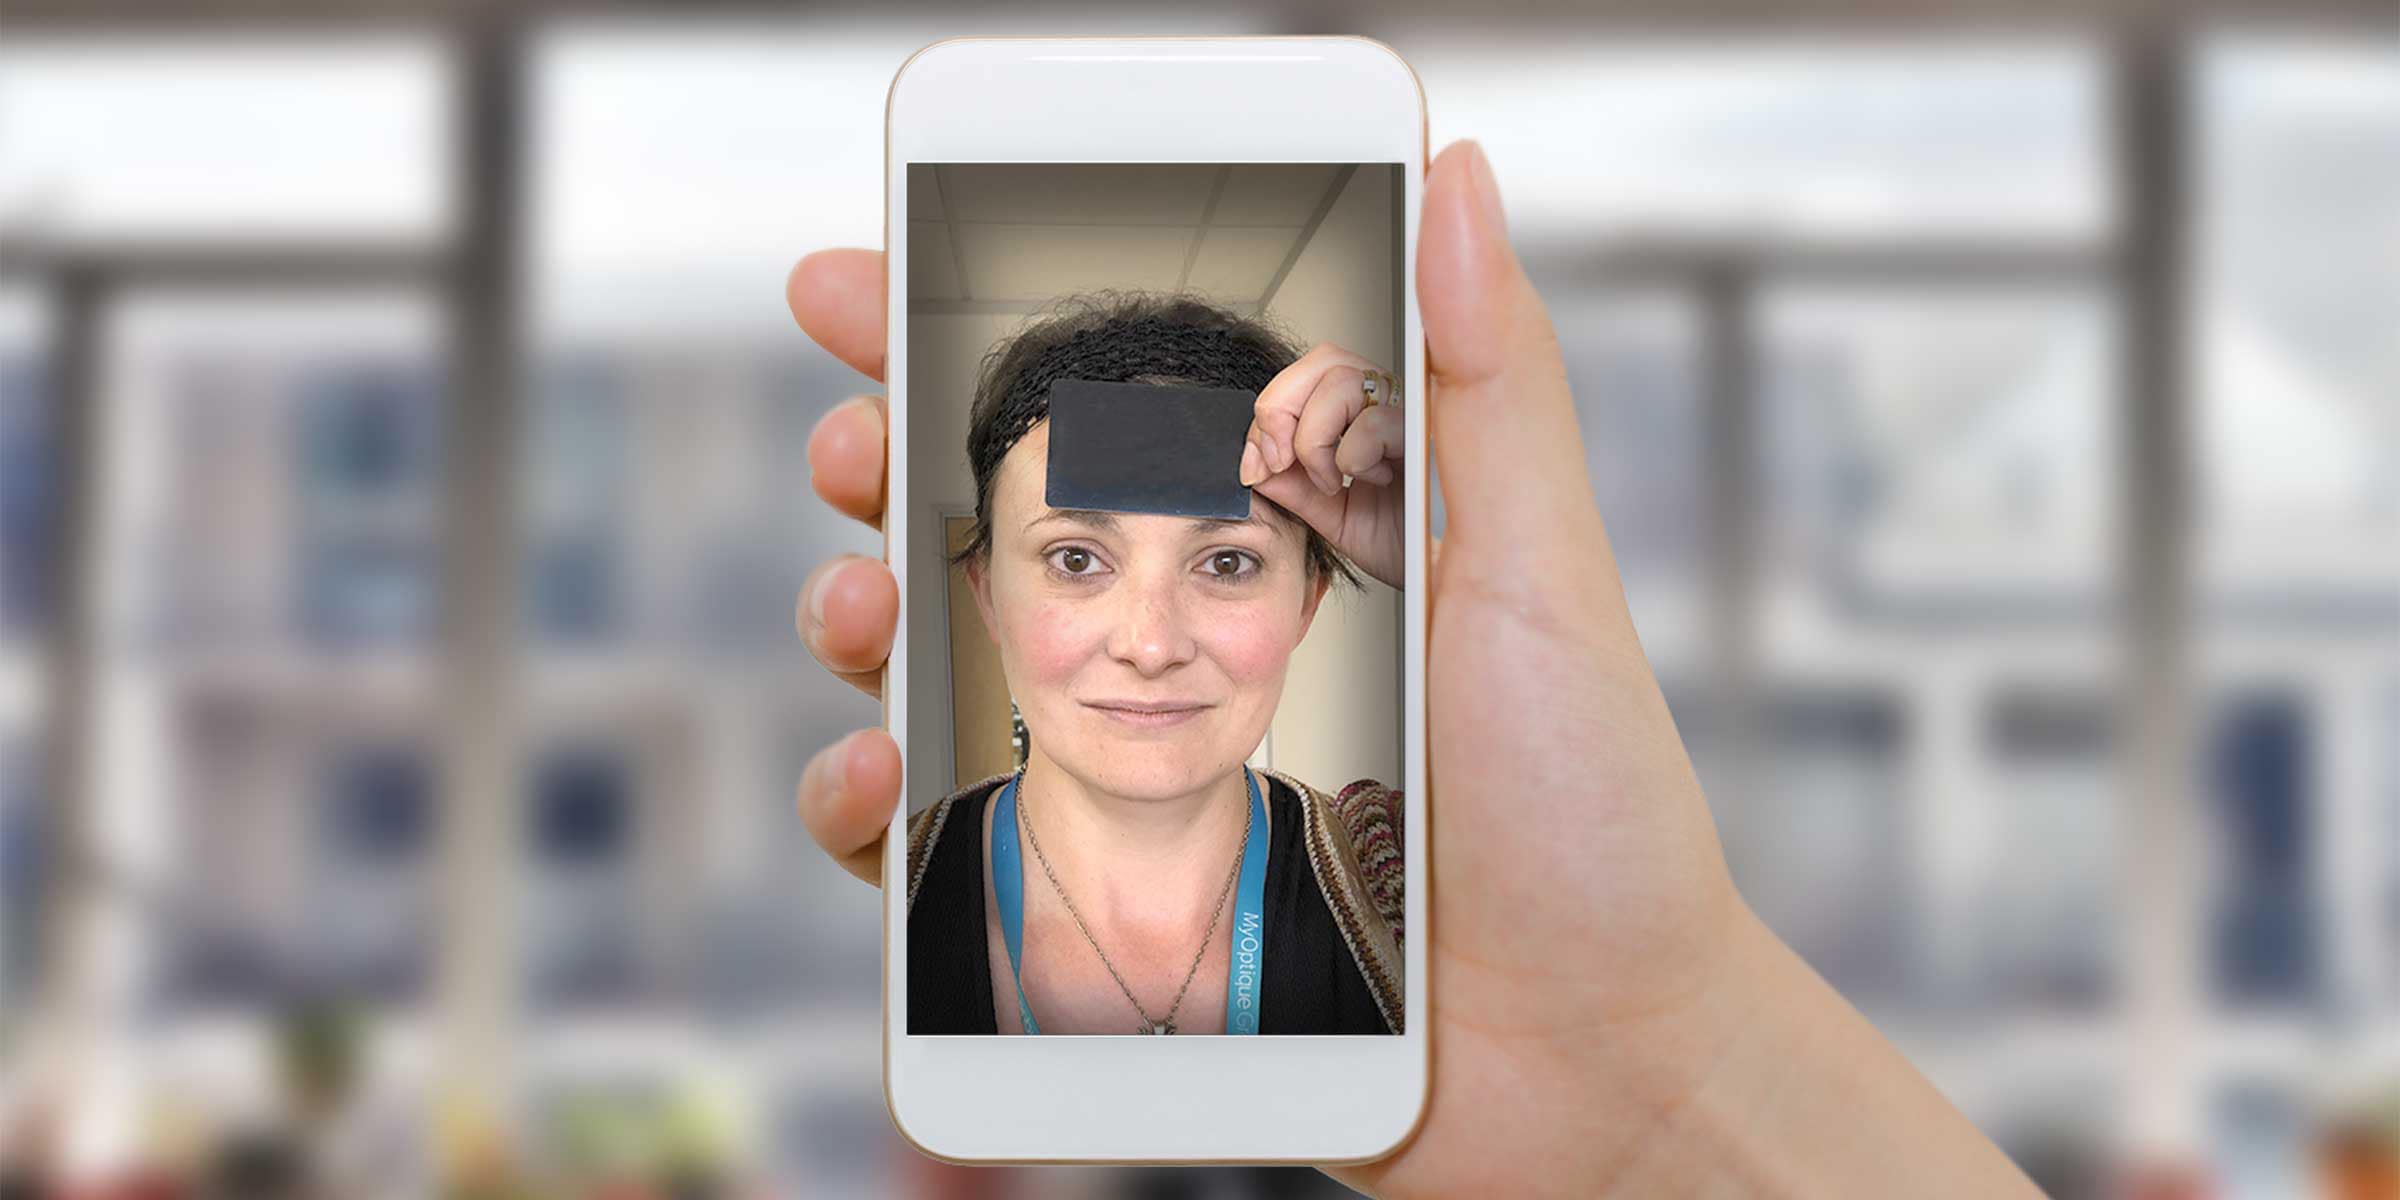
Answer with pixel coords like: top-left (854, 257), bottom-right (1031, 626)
top-left (944, 290), bottom-right (1365, 595)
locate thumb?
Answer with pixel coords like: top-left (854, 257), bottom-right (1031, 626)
top-left (1419, 140), bottom-right (1613, 587)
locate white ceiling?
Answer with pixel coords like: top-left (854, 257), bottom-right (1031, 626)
top-left (906, 163), bottom-right (1349, 311)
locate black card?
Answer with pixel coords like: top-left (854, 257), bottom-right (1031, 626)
top-left (1043, 378), bottom-right (1256, 520)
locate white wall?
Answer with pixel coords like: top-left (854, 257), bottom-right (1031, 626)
top-left (1257, 164), bottom-right (1403, 796)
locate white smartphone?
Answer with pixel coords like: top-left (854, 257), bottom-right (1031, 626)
top-left (881, 36), bottom-right (1428, 1163)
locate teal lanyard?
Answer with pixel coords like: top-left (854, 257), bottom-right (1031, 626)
top-left (990, 768), bottom-right (1270, 1035)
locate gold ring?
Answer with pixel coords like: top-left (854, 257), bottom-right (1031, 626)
top-left (1362, 368), bottom-right (1401, 409)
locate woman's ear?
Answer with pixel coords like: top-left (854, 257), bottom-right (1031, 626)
top-left (1297, 570), bottom-right (1331, 638)
top-left (966, 553), bottom-right (1001, 646)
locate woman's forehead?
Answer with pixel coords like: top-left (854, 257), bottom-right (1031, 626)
top-left (988, 419), bottom-right (1052, 514)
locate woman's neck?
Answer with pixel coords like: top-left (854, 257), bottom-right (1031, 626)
top-left (1015, 751), bottom-right (1250, 918)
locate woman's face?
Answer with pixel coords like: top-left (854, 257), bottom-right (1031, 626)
top-left (967, 419), bottom-right (1328, 801)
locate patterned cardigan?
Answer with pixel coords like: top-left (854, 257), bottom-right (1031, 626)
top-left (905, 767), bottom-right (1407, 1033)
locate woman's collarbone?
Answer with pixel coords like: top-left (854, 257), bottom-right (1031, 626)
top-left (1025, 911), bottom-right (1231, 992)
top-left (1027, 903), bottom-right (1228, 972)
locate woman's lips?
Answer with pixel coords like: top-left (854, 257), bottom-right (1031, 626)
top-left (1083, 701), bottom-right (1210, 729)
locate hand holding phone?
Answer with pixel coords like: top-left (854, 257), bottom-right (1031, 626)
top-left (787, 70), bottom-right (2044, 1200)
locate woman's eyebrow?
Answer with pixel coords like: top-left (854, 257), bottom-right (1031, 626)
top-left (1024, 509), bottom-right (1120, 535)
top-left (1023, 509), bottom-right (1269, 536)
top-left (1183, 513), bottom-right (1272, 535)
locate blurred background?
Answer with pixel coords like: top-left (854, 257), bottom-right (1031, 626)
top-left (0, 2), bottom-right (2392, 1198)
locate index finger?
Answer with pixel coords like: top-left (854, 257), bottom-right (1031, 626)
top-left (1248, 341), bottom-right (1381, 478)
top-left (786, 249), bottom-right (887, 383)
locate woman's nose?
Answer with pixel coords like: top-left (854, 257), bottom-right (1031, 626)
top-left (1104, 569), bottom-right (1199, 676)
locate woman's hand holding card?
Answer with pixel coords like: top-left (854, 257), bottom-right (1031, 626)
top-left (1238, 343), bottom-right (1407, 591)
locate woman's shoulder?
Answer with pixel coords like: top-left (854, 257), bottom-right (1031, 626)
top-left (904, 770), bottom-right (1013, 911)
top-left (1258, 767), bottom-right (1407, 1033)
top-left (1260, 770), bottom-right (1404, 924)
top-left (1322, 778), bottom-right (1403, 940)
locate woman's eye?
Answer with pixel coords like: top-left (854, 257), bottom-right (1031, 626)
top-left (1048, 546), bottom-right (1105, 577)
top-left (1202, 550), bottom-right (1260, 580)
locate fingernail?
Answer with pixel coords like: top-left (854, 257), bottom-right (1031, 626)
top-left (1270, 436), bottom-right (1290, 474)
top-left (807, 562), bottom-right (835, 632)
top-left (1239, 439), bottom-right (1262, 487)
top-left (1466, 139), bottom-right (1507, 238)
top-left (811, 395), bottom-right (864, 443)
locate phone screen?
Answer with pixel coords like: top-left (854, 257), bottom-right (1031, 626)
top-left (901, 163), bottom-right (1408, 1038)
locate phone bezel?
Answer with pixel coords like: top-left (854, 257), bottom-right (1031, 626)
top-left (883, 35), bottom-right (1429, 1164)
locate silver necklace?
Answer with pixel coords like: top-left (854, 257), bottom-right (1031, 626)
top-left (1017, 773), bottom-right (1250, 1035)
